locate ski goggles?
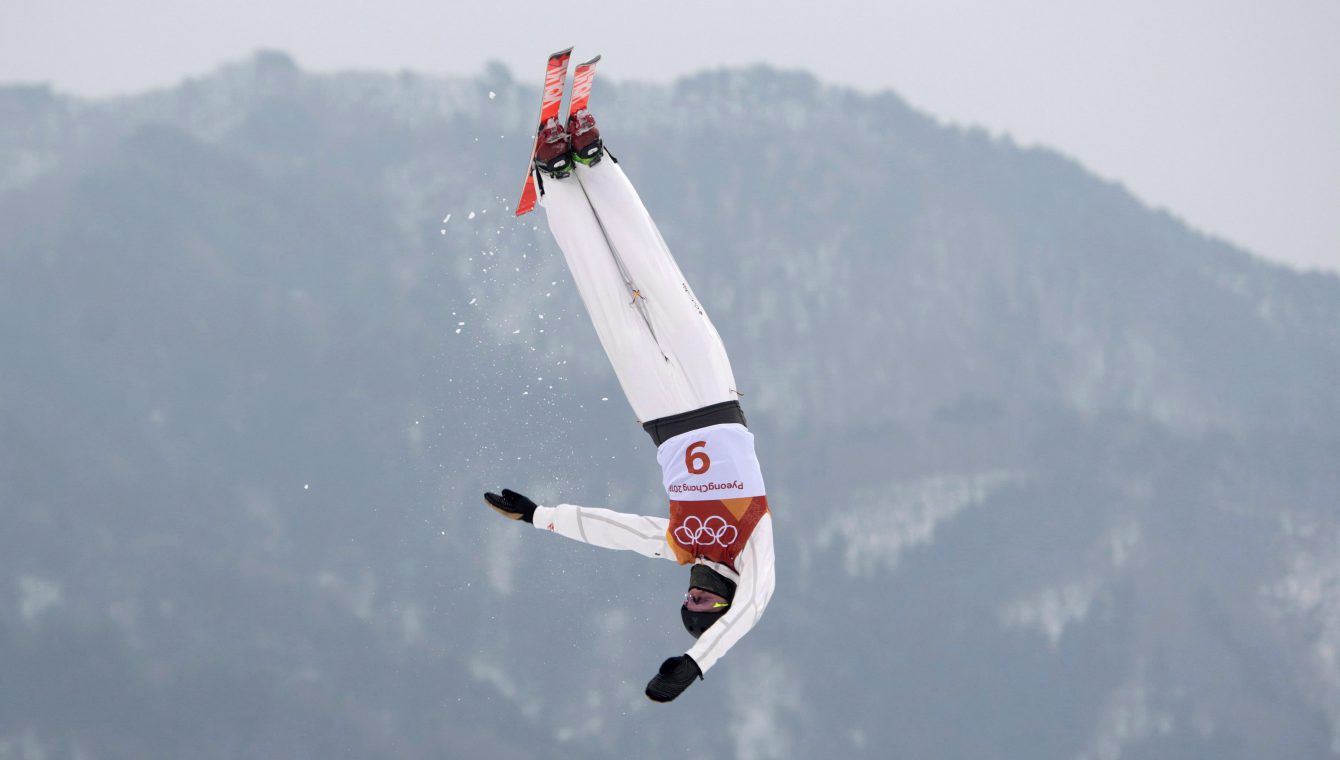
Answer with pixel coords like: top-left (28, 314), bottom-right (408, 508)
top-left (683, 591), bottom-right (730, 612)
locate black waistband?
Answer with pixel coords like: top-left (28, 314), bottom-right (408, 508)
top-left (642, 400), bottom-right (747, 446)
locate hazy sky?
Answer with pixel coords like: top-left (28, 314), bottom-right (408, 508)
top-left (3, 0), bottom-right (1337, 273)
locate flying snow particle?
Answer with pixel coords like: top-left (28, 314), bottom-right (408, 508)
top-left (468, 298), bottom-right (477, 305)
top-left (512, 329), bottom-right (521, 334)
top-left (601, 397), bottom-right (609, 402)
top-left (455, 328), bottom-right (462, 334)
top-left (443, 214), bottom-right (452, 223)
top-left (440, 230), bottom-right (446, 235)
top-left (304, 484), bottom-right (310, 490)
top-left (468, 212), bottom-right (476, 220)
top-left (488, 91), bottom-right (497, 100)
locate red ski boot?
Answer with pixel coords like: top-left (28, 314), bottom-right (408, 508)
top-left (568, 109), bottom-right (603, 166)
top-left (533, 116), bottom-right (573, 178)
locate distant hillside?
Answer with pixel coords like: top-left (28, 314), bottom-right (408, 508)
top-left (2, 51), bottom-right (1338, 760)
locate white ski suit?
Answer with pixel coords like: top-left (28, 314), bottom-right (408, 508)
top-left (536, 158), bottom-right (776, 674)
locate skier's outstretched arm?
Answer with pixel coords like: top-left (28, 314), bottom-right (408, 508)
top-left (685, 515), bottom-right (776, 673)
top-left (484, 489), bottom-right (675, 561)
top-left (645, 514), bottom-right (776, 702)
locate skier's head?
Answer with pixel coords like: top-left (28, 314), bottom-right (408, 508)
top-left (681, 564), bottom-right (736, 638)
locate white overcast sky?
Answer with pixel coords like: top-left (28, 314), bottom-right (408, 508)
top-left (3, 0), bottom-right (1337, 272)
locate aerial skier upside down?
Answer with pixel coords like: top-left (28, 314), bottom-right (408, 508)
top-left (484, 71), bottom-right (776, 704)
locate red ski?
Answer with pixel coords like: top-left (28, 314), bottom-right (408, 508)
top-left (565, 55), bottom-right (605, 165)
top-left (514, 47), bottom-right (573, 217)
top-left (567, 54), bottom-right (600, 117)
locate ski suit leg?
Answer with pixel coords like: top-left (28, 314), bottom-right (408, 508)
top-left (541, 175), bottom-right (707, 422)
top-left (571, 160), bottom-right (739, 418)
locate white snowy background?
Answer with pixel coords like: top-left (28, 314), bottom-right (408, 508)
top-left (2, 29), bottom-right (1339, 760)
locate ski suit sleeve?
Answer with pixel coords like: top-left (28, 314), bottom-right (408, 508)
top-left (531, 503), bottom-right (676, 561)
top-left (686, 514), bottom-right (776, 674)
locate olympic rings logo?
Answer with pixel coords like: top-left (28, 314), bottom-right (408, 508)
top-left (673, 515), bottom-right (738, 548)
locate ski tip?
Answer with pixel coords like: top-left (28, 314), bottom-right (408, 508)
top-left (516, 175), bottom-right (538, 217)
top-left (550, 47), bottom-right (574, 59)
top-left (577, 54), bottom-right (601, 66)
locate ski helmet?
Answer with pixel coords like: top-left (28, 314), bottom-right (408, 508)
top-left (681, 564), bottom-right (737, 638)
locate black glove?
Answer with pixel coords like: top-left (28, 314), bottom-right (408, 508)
top-left (483, 489), bottom-right (538, 524)
top-left (645, 654), bottom-right (702, 703)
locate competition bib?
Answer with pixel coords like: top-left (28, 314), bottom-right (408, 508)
top-left (657, 423), bottom-right (770, 570)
